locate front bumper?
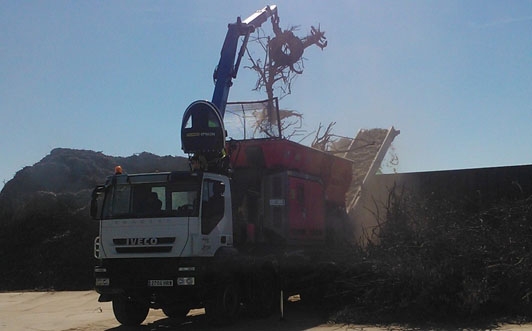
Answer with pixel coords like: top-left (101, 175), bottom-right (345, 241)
top-left (94, 258), bottom-right (206, 306)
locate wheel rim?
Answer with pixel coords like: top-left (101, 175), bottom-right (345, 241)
top-left (221, 284), bottom-right (239, 316)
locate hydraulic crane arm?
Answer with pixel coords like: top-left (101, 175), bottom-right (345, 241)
top-left (211, 5), bottom-right (277, 118)
top-left (181, 5), bottom-right (277, 159)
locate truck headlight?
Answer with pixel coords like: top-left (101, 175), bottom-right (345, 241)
top-left (94, 237), bottom-right (101, 259)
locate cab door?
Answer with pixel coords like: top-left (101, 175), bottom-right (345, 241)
top-left (197, 174), bottom-right (233, 256)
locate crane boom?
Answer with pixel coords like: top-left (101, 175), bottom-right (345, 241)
top-left (181, 5), bottom-right (277, 157)
top-left (211, 5), bottom-right (277, 118)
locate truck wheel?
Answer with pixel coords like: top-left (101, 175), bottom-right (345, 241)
top-left (205, 281), bottom-right (240, 326)
top-left (248, 271), bottom-right (277, 318)
top-left (162, 305), bottom-right (189, 319)
top-left (112, 296), bottom-right (149, 326)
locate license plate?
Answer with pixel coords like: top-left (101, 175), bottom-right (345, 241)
top-left (148, 279), bottom-right (174, 287)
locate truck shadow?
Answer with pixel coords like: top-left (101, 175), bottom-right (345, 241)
top-left (105, 301), bottom-right (332, 331)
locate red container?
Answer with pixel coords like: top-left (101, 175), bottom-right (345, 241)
top-left (227, 138), bottom-right (352, 206)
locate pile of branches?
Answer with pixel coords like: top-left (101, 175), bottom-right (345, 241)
top-left (0, 191), bottom-right (97, 290)
top-left (331, 186), bottom-right (532, 324)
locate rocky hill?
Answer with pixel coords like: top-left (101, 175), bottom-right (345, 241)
top-left (0, 148), bottom-right (188, 290)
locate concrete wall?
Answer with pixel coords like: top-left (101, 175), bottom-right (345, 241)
top-left (350, 164), bottom-right (532, 244)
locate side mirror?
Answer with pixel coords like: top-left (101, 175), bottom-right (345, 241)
top-left (90, 198), bottom-right (98, 219)
top-left (90, 186), bottom-right (105, 220)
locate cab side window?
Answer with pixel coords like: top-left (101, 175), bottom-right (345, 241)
top-left (201, 180), bottom-right (225, 234)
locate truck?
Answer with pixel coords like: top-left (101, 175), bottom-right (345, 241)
top-left (91, 5), bottom-right (355, 326)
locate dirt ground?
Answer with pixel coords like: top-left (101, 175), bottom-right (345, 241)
top-left (1, 291), bottom-right (532, 331)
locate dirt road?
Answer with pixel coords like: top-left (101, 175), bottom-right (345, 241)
top-left (1, 291), bottom-right (532, 331)
top-left (0, 291), bottom-right (378, 331)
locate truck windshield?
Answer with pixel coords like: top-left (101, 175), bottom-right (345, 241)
top-left (102, 181), bottom-right (200, 219)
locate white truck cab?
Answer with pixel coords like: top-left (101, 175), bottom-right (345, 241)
top-left (92, 171), bottom-right (233, 260)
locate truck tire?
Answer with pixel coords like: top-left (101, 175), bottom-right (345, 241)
top-left (162, 305), bottom-right (189, 319)
top-left (205, 281), bottom-right (240, 326)
top-left (247, 271), bottom-right (277, 318)
top-left (112, 296), bottom-right (149, 326)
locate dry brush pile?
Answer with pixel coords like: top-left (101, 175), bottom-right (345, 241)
top-left (0, 148), bottom-right (188, 290)
top-left (331, 185), bottom-right (532, 323)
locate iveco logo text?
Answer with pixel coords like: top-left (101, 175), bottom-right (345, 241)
top-left (127, 238), bottom-right (158, 245)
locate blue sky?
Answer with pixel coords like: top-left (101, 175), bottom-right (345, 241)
top-left (1, 1), bottom-right (532, 189)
